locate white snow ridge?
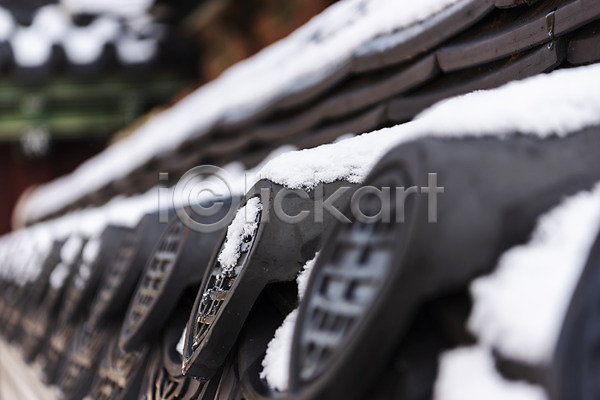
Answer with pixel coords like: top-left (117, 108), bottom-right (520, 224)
top-left (434, 184), bottom-right (600, 400)
top-left (260, 310), bottom-right (299, 392)
top-left (434, 347), bottom-right (547, 400)
top-left (260, 253), bottom-right (319, 392)
top-left (217, 197), bottom-right (262, 272)
top-left (469, 184), bottom-right (600, 365)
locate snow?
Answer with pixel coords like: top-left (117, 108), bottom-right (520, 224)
top-left (76, 260), bottom-right (91, 283)
top-left (430, 183), bottom-right (600, 400)
top-left (73, 236), bottom-right (101, 290)
top-left (116, 34), bottom-right (157, 64)
top-left (434, 346), bottom-right (547, 400)
top-left (49, 235), bottom-right (84, 289)
top-left (255, 130), bottom-right (402, 189)
top-left (11, 28), bottom-right (53, 68)
top-left (33, 5), bottom-right (71, 41)
top-left (10, 6), bottom-right (69, 67)
top-left (100, 189), bottom-right (161, 228)
top-left (126, 14), bottom-right (156, 36)
top-left (414, 70), bottom-right (600, 138)
top-left (20, 0), bottom-right (466, 221)
top-left (261, 254), bottom-right (318, 392)
top-left (3, 145), bottom-right (289, 290)
top-left (260, 310), bottom-right (298, 392)
top-left (1, 233), bottom-right (31, 286)
top-left (258, 179), bottom-right (600, 392)
top-left (62, 17), bottom-right (120, 65)
top-left (61, 0), bottom-right (154, 18)
top-left (296, 254), bottom-right (317, 299)
top-left (256, 64), bottom-right (600, 189)
top-left (74, 262), bottom-right (91, 290)
top-left (17, 232), bottom-right (46, 280)
top-left (60, 235), bottom-right (84, 265)
top-left (174, 163), bottom-right (295, 357)
top-left (49, 262), bottom-right (71, 289)
top-left (217, 0), bottom-right (463, 124)
top-left (0, 7), bottom-right (14, 40)
top-left (468, 185), bottom-right (600, 365)
top-left (48, 185), bottom-right (165, 239)
top-left (28, 55), bottom-right (599, 221)
top-left (217, 197), bottom-right (262, 272)
top-left (176, 326), bottom-right (186, 356)
top-left (16, 226), bottom-right (55, 286)
top-left (82, 237), bottom-right (102, 264)
top-left (2, 145), bottom-right (296, 290)
top-left (7, 4), bottom-right (159, 68)
top-left (172, 145), bottom-right (297, 209)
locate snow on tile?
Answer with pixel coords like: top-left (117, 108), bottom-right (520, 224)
top-left (60, 234), bottom-right (84, 265)
top-left (10, 6), bottom-right (69, 67)
top-left (217, 197), bottom-right (262, 272)
top-left (49, 262), bottom-right (71, 289)
top-left (116, 34), bottom-right (157, 64)
top-left (297, 254), bottom-right (318, 299)
top-left (256, 64), bottom-right (600, 189)
top-left (414, 69), bottom-right (600, 138)
top-left (261, 253), bottom-right (318, 392)
top-left (48, 185), bottom-right (164, 239)
top-left (48, 234), bottom-right (84, 289)
top-left (7, 3), bottom-right (159, 68)
top-left (2, 232), bottom-right (33, 286)
top-left (255, 129), bottom-right (402, 189)
top-left (33, 5), bottom-right (71, 40)
top-left (217, 0), bottom-right (464, 125)
top-left (260, 309), bottom-right (298, 392)
top-left (1, 144), bottom-right (295, 289)
top-left (11, 28), bottom-right (54, 67)
top-left (62, 17), bottom-right (120, 65)
top-left (100, 188), bottom-right (161, 228)
top-left (176, 326), bottom-right (186, 356)
top-left (0, 7), bottom-right (15, 40)
top-left (16, 225), bottom-right (55, 286)
top-left (0, 234), bottom-right (18, 283)
top-left (468, 184), bottom-right (600, 365)
top-left (61, 0), bottom-right (154, 18)
top-left (72, 235), bottom-right (102, 290)
top-left (168, 145), bottom-right (296, 211)
top-left (255, 62), bottom-right (600, 388)
top-left (434, 346), bottom-right (547, 400)
top-left (82, 236), bottom-right (102, 264)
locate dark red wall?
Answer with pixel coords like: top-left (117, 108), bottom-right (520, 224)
top-left (0, 139), bottom-right (107, 234)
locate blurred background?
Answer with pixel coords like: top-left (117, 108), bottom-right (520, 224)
top-left (0, 0), bottom-right (335, 235)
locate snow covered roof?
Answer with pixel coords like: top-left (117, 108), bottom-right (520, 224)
top-left (260, 254), bottom-right (318, 392)
top-left (0, 4), bottom-right (161, 68)
top-left (22, 62), bottom-right (600, 222)
top-left (17, 0), bottom-right (600, 224)
top-left (433, 183), bottom-right (600, 400)
top-left (0, 223), bottom-right (55, 287)
top-left (0, 143), bottom-right (296, 289)
top-left (204, 63), bottom-right (600, 393)
top-left (255, 64), bottom-right (600, 189)
top-left (0, 186), bottom-right (164, 287)
top-left (18, 0), bottom-right (473, 223)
